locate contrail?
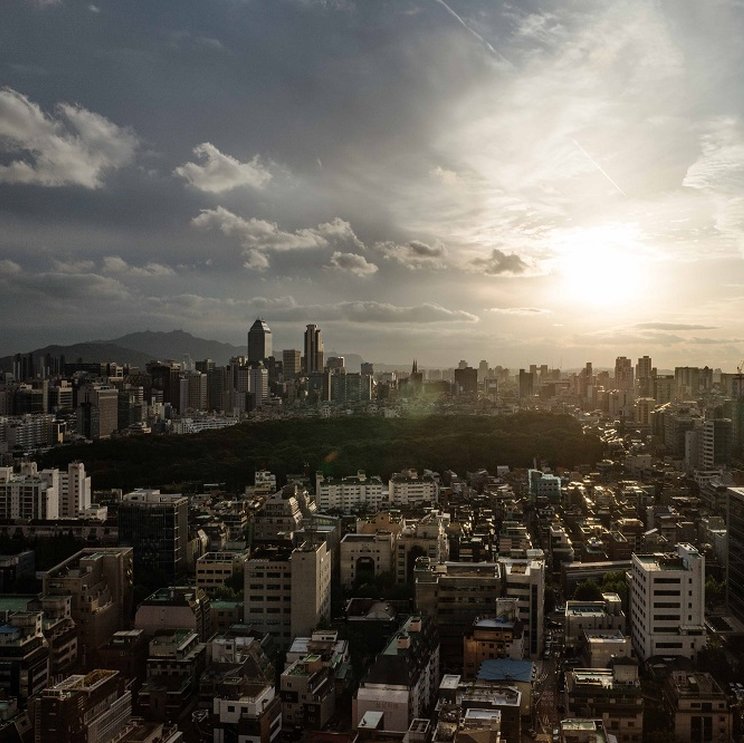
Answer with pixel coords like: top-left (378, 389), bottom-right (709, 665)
top-left (432, 0), bottom-right (513, 67)
top-left (571, 138), bottom-right (626, 197)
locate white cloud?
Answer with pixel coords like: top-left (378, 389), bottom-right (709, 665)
top-left (0, 87), bottom-right (138, 188)
top-left (174, 142), bottom-right (272, 192)
top-left (0, 260), bottom-right (22, 275)
top-left (327, 251), bottom-right (378, 277)
top-left (51, 258), bottom-right (96, 273)
top-left (101, 256), bottom-right (175, 277)
top-left (192, 207), bottom-right (366, 269)
top-left (486, 306), bottom-right (550, 315)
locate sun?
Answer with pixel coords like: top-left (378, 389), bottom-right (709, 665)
top-left (550, 223), bottom-right (651, 308)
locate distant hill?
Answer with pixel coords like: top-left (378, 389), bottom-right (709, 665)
top-left (0, 342), bottom-right (154, 373)
top-left (0, 330), bottom-right (245, 372)
top-left (106, 330), bottom-right (244, 365)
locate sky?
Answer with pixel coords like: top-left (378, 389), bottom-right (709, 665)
top-left (2, 0), bottom-right (744, 369)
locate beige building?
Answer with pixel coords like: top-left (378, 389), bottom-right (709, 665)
top-left (244, 541), bottom-right (331, 645)
top-left (564, 660), bottom-right (643, 743)
top-left (340, 532), bottom-right (395, 589)
top-left (196, 551), bottom-right (247, 593)
top-left (663, 671), bottom-right (731, 743)
top-left (565, 593), bottom-right (626, 650)
top-left (41, 547), bottom-right (133, 666)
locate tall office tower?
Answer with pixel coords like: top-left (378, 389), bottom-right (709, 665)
top-left (636, 355), bottom-right (653, 395)
top-left (702, 418), bottom-right (733, 469)
top-left (283, 349), bottom-right (302, 380)
top-left (146, 361), bottom-right (182, 409)
top-left (57, 461), bottom-right (92, 518)
top-left (76, 384), bottom-right (118, 439)
top-left (629, 543), bottom-right (706, 661)
top-left (304, 324), bottom-right (324, 373)
top-left (615, 356), bottom-right (634, 391)
top-left (117, 490), bottom-right (189, 586)
top-left (247, 318), bottom-right (272, 365)
top-left (518, 369), bottom-right (534, 398)
top-left (727, 487), bottom-right (744, 622)
top-left (249, 364), bottom-right (269, 408)
top-left (477, 360), bottom-right (489, 386)
top-left (179, 371), bottom-right (208, 412)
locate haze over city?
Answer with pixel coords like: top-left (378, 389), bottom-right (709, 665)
top-left (2, 0), bottom-right (744, 367)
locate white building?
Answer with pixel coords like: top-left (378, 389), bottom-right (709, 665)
top-left (388, 470), bottom-right (438, 507)
top-left (315, 471), bottom-right (386, 512)
top-left (499, 552), bottom-right (546, 659)
top-left (630, 543), bottom-right (706, 661)
top-left (54, 461), bottom-right (91, 518)
top-left (0, 462), bottom-right (59, 520)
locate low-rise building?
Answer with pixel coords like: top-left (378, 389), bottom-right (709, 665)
top-left (195, 551), bottom-right (247, 593)
top-left (662, 671), bottom-right (731, 743)
top-left (564, 659), bottom-right (643, 743)
top-left (281, 655), bottom-right (336, 729)
top-left (565, 593), bottom-right (625, 650)
top-left (339, 533), bottom-right (395, 589)
top-left (353, 615), bottom-right (440, 732)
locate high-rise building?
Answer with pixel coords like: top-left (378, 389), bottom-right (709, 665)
top-left (702, 418), bottom-right (733, 469)
top-left (614, 356), bottom-right (634, 392)
top-left (117, 490), bottom-right (189, 586)
top-left (636, 355), bottom-right (653, 396)
top-left (629, 543), bottom-right (706, 661)
top-left (76, 384), bottom-right (118, 439)
top-left (726, 487), bottom-right (744, 622)
top-left (304, 324), bottom-right (324, 373)
top-left (282, 349), bottom-right (302, 380)
top-left (249, 365), bottom-right (269, 408)
top-left (248, 318), bottom-right (272, 366)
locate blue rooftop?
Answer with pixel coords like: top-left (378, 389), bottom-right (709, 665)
top-left (477, 658), bottom-right (534, 683)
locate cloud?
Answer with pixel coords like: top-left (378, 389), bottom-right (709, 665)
top-left (486, 307), bottom-right (550, 315)
top-left (0, 87), bottom-right (138, 188)
top-left (0, 264), bottom-right (130, 301)
top-left (192, 207), bottom-right (365, 269)
top-left (470, 249), bottom-right (528, 275)
top-left (327, 251), bottom-right (378, 277)
top-left (174, 142), bottom-right (272, 192)
top-left (51, 258), bottom-right (96, 273)
top-left (146, 295), bottom-right (477, 325)
top-left (378, 240), bottom-right (447, 269)
top-left (0, 260), bottom-right (22, 275)
top-left (286, 301), bottom-right (479, 324)
top-left (101, 256), bottom-right (175, 277)
top-left (634, 322), bottom-right (717, 331)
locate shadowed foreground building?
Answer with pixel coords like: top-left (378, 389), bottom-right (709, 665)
top-left (353, 614), bottom-right (440, 732)
top-left (118, 490), bottom-right (188, 586)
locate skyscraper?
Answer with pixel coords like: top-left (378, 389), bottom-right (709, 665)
top-left (304, 324), bottom-right (324, 373)
top-left (247, 318), bottom-right (272, 366)
top-left (282, 349), bottom-right (302, 380)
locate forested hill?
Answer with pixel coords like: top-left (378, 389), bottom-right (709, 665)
top-left (40, 412), bottom-right (605, 492)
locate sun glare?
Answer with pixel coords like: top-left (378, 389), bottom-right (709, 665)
top-left (551, 224), bottom-right (650, 308)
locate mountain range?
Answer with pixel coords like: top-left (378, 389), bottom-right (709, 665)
top-left (0, 330), bottom-right (367, 373)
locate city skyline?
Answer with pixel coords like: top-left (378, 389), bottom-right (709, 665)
top-left (3, 1), bottom-right (744, 368)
